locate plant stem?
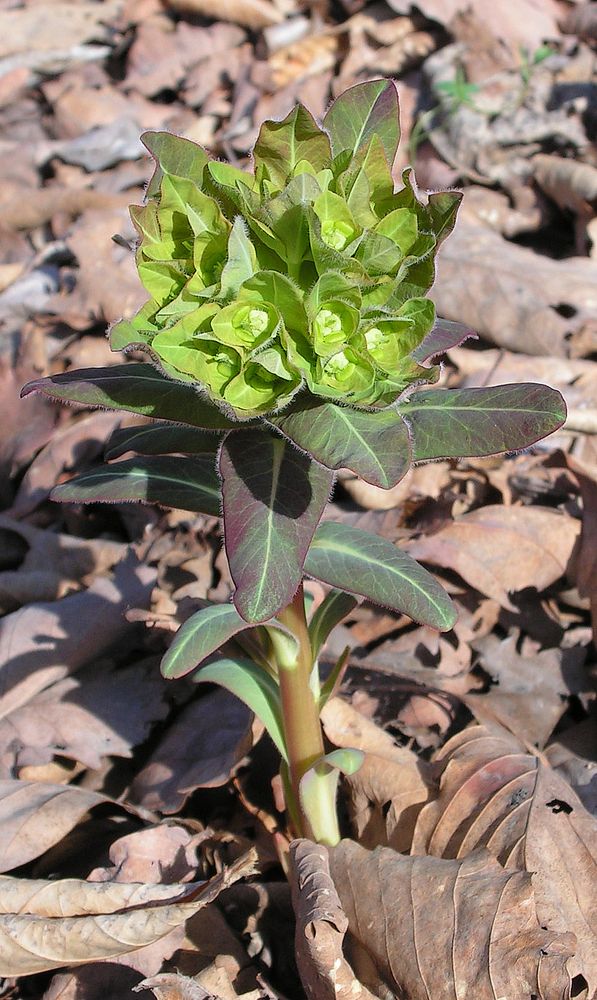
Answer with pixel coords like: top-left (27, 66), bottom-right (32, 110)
top-left (275, 583), bottom-right (340, 845)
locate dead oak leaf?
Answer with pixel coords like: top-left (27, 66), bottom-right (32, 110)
top-left (0, 850), bottom-right (256, 977)
top-left (412, 724), bottom-right (597, 993)
top-left (467, 630), bottom-right (588, 747)
top-left (291, 838), bottom-right (574, 1000)
top-left (405, 504), bottom-right (579, 610)
top-left (129, 688), bottom-right (254, 814)
top-left (0, 779), bottom-right (128, 872)
top-left (432, 223), bottom-right (597, 357)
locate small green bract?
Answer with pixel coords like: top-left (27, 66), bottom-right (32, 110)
top-left (111, 83), bottom-right (459, 417)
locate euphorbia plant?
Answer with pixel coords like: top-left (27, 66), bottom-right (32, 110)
top-left (23, 81), bottom-right (566, 846)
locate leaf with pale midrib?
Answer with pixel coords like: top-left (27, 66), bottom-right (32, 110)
top-left (270, 401), bottom-right (411, 489)
top-left (220, 430), bottom-right (333, 623)
top-left (305, 521), bottom-right (456, 631)
top-left (51, 456), bottom-right (221, 516)
top-left (399, 384), bottom-right (567, 461)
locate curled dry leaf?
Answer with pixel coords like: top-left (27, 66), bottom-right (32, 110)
top-left (405, 505), bottom-right (580, 610)
top-left (0, 849), bottom-right (257, 977)
top-left (411, 724), bottom-right (597, 992)
top-left (290, 839), bottom-right (378, 1000)
top-left (292, 838), bottom-right (574, 1000)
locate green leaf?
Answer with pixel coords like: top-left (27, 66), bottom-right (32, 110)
top-left (21, 365), bottom-right (241, 430)
top-left (324, 79), bottom-right (400, 164)
top-left (253, 104), bottom-right (332, 188)
top-left (51, 456), bottom-right (221, 516)
top-left (162, 604), bottom-right (253, 679)
top-left (142, 131), bottom-right (208, 198)
top-left (240, 270), bottom-right (308, 334)
top-left (194, 656), bottom-right (287, 760)
top-left (299, 747), bottom-right (364, 844)
top-left (105, 422), bottom-right (223, 460)
top-left (304, 522), bottom-right (456, 631)
top-left (308, 588), bottom-right (359, 658)
top-left (399, 384), bottom-right (567, 461)
top-left (219, 217), bottom-right (257, 300)
top-left (269, 401), bottom-right (412, 489)
top-left (220, 430), bottom-right (334, 623)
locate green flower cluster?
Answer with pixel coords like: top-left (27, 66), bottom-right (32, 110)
top-left (111, 89), bottom-right (459, 417)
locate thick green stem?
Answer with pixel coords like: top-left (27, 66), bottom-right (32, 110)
top-left (274, 583), bottom-right (340, 845)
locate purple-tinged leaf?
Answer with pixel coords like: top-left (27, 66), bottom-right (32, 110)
top-left (427, 189), bottom-right (463, 246)
top-left (105, 422), bottom-right (222, 460)
top-left (253, 105), bottom-right (331, 188)
top-left (399, 384), bottom-right (567, 461)
top-left (269, 401), bottom-right (412, 489)
top-left (305, 522), bottom-right (456, 631)
top-left (51, 456), bottom-right (221, 516)
top-left (412, 320), bottom-right (477, 365)
top-left (21, 365), bottom-right (240, 430)
top-left (161, 604), bottom-right (252, 679)
top-left (324, 79), bottom-right (400, 164)
top-left (220, 430), bottom-right (333, 624)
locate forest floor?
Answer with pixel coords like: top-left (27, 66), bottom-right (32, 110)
top-left (0, 0), bottom-right (596, 997)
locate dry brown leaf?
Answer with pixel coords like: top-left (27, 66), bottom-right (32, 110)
top-left (163, 0), bottom-right (282, 30)
top-left (432, 222), bottom-right (597, 357)
top-left (0, 184), bottom-right (125, 231)
top-left (546, 718), bottom-right (597, 817)
top-left (0, 2), bottom-right (122, 59)
top-left (0, 658), bottom-right (168, 779)
top-left (0, 552), bottom-right (155, 721)
top-left (292, 838), bottom-right (575, 1000)
top-left (290, 839), bottom-right (378, 1000)
top-left (385, 0), bottom-right (561, 61)
top-left (405, 505), bottom-right (580, 609)
top-left (129, 688), bottom-right (254, 814)
top-left (412, 724), bottom-right (597, 992)
top-left (566, 455), bottom-right (597, 644)
top-left (10, 411), bottom-right (123, 517)
top-left (533, 154), bottom-right (597, 216)
top-left (135, 974), bottom-right (210, 999)
top-left (51, 206), bottom-right (147, 323)
top-left (0, 850), bottom-right (256, 977)
top-left (561, 3), bottom-right (597, 42)
top-left (467, 630), bottom-right (588, 746)
top-left (0, 779), bottom-right (124, 872)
